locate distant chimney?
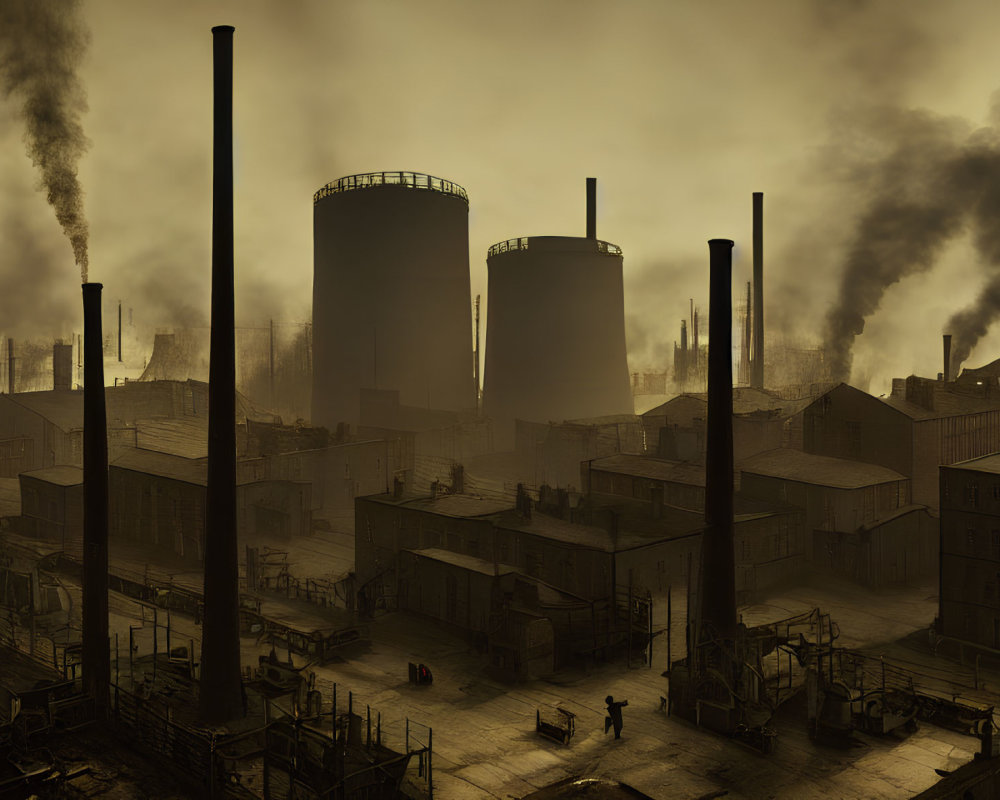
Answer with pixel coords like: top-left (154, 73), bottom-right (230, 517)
top-left (6, 339), bottom-right (13, 395)
top-left (943, 334), bottom-right (952, 382)
top-left (751, 192), bottom-right (764, 389)
top-left (692, 308), bottom-right (699, 370)
top-left (53, 342), bottom-right (73, 391)
top-left (451, 463), bottom-right (465, 494)
top-left (586, 177), bottom-right (596, 240)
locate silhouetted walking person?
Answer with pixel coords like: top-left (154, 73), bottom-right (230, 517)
top-left (604, 695), bottom-right (628, 739)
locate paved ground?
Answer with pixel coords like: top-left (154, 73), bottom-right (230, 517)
top-left (52, 562), bottom-right (996, 799)
top-left (229, 575), bottom-right (983, 800)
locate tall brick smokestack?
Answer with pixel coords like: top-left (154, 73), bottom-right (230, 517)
top-left (200, 24), bottom-right (243, 726)
top-left (751, 192), bottom-right (764, 389)
top-left (82, 282), bottom-right (109, 717)
top-left (700, 239), bottom-right (737, 640)
top-left (943, 334), bottom-right (952, 382)
top-left (586, 177), bottom-right (596, 240)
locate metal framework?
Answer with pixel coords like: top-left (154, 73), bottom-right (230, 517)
top-left (314, 171), bottom-right (469, 205)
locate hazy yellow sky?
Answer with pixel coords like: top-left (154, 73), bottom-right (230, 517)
top-left (3, 0), bottom-right (1000, 394)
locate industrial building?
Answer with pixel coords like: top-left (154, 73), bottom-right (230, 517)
top-left (740, 448), bottom-right (936, 586)
top-left (641, 387), bottom-right (814, 463)
top-left (311, 171), bottom-right (476, 429)
top-left (939, 454), bottom-right (1000, 649)
top-left (804, 380), bottom-right (1000, 510)
top-left (482, 180), bottom-right (633, 449)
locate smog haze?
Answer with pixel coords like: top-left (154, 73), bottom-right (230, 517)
top-left (2, 0), bottom-right (1000, 391)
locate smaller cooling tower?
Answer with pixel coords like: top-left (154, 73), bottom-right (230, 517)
top-left (483, 236), bottom-right (633, 447)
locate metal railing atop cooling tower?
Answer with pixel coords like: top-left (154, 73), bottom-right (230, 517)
top-left (313, 171), bottom-right (469, 204)
top-left (487, 237), bottom-right (530, 257)
top-left (487, 237), bottom-right (623, 257)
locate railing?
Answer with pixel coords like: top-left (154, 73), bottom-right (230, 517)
top-left (487, 237), bottom-right (623, 258)
top-left (314, 171), bottom-right (469, 205)
top-left (488, 238), bottom-right (530, 257)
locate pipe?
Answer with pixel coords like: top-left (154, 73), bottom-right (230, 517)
top-left (943, 334), bottom-right (952, 382)
top-left (743, 281), bottom-right (751, 386)
top-left (751, 192), bottom-right (764, 389)
top-left (200, 24), bottom-right (243, 726)
top-left (701, 239), bottom-right (737, 640)
top-left (82, 282), bottom-right (110, 717)
top-left (586, 177), bottom-right (596, 240)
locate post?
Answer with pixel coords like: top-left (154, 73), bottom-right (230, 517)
top-left (366, 704), bottom-right (371, 747)
top-left (666, 584), bottom-right (672, 672)
top-left (153, 606), bottom-right (158, 683)
top-left (428, 726), bottom-right (433, 798)
top-left (129, 626), bottom-right (134, 685)
top-left (648, 591), bottom-right (653, 669)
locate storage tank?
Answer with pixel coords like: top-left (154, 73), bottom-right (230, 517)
top-left (482, 234), bottom-right (633, 448)
top-left (312, 171), bottom-right (475, 427)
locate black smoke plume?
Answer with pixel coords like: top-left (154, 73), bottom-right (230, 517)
top-left (0, 0), bottom-right (90, 281)
top-left (822, 103), bottom-right (1000, 381)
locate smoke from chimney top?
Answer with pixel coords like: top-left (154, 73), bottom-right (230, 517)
top-left (822, 101), bottom-right (1000, 381)
top-left (0, 0), bottom-right (91, 281)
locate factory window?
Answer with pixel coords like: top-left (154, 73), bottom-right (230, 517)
top-left (968, 529), bottom-right (977, 550)
top-left (966, 483), bottom-right (980, 507)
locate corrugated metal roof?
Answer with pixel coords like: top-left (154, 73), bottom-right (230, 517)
top-left (375, 492), bottom-right (513, 518)
top-left (135, 417), bottom-right (208, 459)
top-left (741, 448), bottom-right (907, 488)
top-left (588, 454), bottom-right (705, 486)
top-left (20, 465), bottom-right (83, 487)
top-left (642, 389), bottom-right (814, 423)
top-left (947, 453), bottom-right (1000, 475)
top-left (112, 449), bottom-right (207, 485)
top-left (8, 391), bottom-right (83, 432)
top-left (406, 547), bottom-right (517, 577)
top-left (495, 510), bottom-right (616, 552)
top-left (881, 386), bottom-right (1000, 420)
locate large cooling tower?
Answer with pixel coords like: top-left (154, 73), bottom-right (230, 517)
top-left (312, 172), bottom-right (475, 427)
top-left (482, 235), bottom-right (633, 447)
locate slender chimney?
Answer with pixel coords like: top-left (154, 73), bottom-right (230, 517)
top-left (82, 282), bottom-right (110, 718)
top-left (751, 192), bottom-right (764, 389)
top-left (943, 334), bottom-right (952, 382)
top-left (742, 281), bottom-right (751, 385)
top-left (6, 338), bottom-right (13, 395)
top-left (117, 302), bottom-right (122, 362)
top-left (700, 239), bottom-right (737, 640)
top-left (269, 318), bottom-right (275, 408)
top-left (692, 308), bottom-right (699, 371)
top-left (474, 294), bottom-right (481, 408)
top-left (586, 177), bottom-right (596, 240)
top-left (200, 24), bottom-right (243, 725)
